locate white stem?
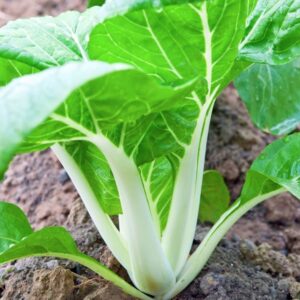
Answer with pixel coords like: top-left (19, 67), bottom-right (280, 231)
top-left (118, 213), bottom-right (127, 240)
top-left (90, 135), bottom-right (175, 296)
top-left (163, 187), bottom-right (286, 299)
top-left (162, 101), bottom-right (213, 275)
top-left (51, 144), bottom-right (130, 270)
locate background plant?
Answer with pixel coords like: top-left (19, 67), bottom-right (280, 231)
top-left (1, 0), bottom-right (300, 299)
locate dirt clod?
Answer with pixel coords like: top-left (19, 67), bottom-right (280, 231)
top-left (75, 279), bottom-right (135, 300)
top-left (29, 267), bottom-right (74, 300)
top-left (264, 194), bottom-right (300, 225)
top-left (241, 241), bottom-right (300, 281)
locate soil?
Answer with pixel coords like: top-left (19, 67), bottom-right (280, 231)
top-left (1, 1), bottom-right (300, 300)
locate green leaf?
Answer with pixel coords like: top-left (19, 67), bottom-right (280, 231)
top-left (0, 0), bottom-right (248, 171)
top-left (101, 0), bottom-right (199, 13)
top-left (0, 61), bottom-right (123, 177)
top-left (239, 0), bottom-right (300, 65)
top-left (63, 141), bottom-right (122, 215)
top-left (89, 0), bottom-right (247, 94)
top-left (0, 201), bottom-right (150, 300)
top-left (0, 202), bottom-right (33, 253)
top-left (87, 0), bottom-right (105, 8)
top-left (18, 74), bottom-right (197, 164)
top-left (0, 0), bottom-right (258, 173)
top-left (0, 58), bottom-right (37, 87)
top-left (0, 227), bottom-right (81, 262)
top-left (199, 170), bottom-right (230, 224)
top-left (235, 59), bottom-right (300, 135)
top-left (102, 100), bottom-right (199, 166)
top-left (0, 1), bottom-right (198, 71)
top-left (228, 133), bottom-right (300, 210)
top-left (140, 157), bottom-right (175, 233)
top-left (0, 60), bottom-right (195, 178)
top-left (250, 133), bottom-right (300, 199)
top-left (0, 7), bottom-right (110, 69)
top-left (87, 0), bottom-right (248, 161)
top-left (87, 0), bottom-right (247, 223)
top-left (247, 0), bottom-right (258, 16)
top-left (233, 133), bottom-right (300, 208)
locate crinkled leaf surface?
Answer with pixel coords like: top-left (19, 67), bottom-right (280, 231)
top-left (239, 0), bottom-right (300, 65)
top-left (0, 201), bottom-right (148, 300)
top-left (199, 170), bottom-right (230, 224)
top-left (235, 59), bottom-right (300, 135)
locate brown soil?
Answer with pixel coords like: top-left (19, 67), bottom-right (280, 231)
top-left (0, 0), bottom-right (85, 26)
top-left (1, 1), bottom-right (300, 300)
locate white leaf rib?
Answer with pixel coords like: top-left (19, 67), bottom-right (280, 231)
top-left (50, 113), bottom-right (95, 138)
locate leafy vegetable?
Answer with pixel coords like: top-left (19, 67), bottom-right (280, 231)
top-left (1, 0), bottom-right (300, 299)
top-left (235, 59), bottom-right (300, 135)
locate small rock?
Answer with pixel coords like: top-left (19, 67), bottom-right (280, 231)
top-left (264, 194), bottom-right (300, 225)
top-left (45, 260), bottom-right (59, 269)
top-left (285, 228), bottom-right (300, 255)
top-left (239, 239), bottom-right (256, 258)
top-left (235, 128), bottom-right (263, 150)
top-left (287, 254), bottom-right (300, 278)
top-left (58, 169), bottom-right (70, 184)
top-left (277, 278), bottom-right (290, 293)
top-left (289, 279), bottom-right (300, 299)
top-left (29, 266), bottom-right (74, 300)
top-left (67, 198), bottom-right (90, 226)
top-left (194, 225), bottom-right (210, 243)
top-left (75, 279), bottom-right (133, 300)
top-left (200, 273), bottom-right (223, 295)
top-left (241, 243), bottom-right (293, 276)
top-left (217, 159), bottom-right (240, 181)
